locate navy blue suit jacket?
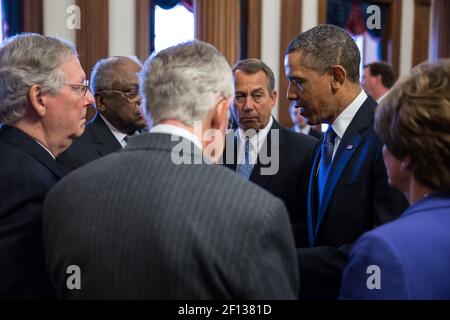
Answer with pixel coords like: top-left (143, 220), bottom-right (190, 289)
top-left (0, 125), bottom-right (67, 299)
top-left (297, 97), bottom-right (408, 299)
top-left (341, 193), bottom-right (450, 299)
top-left (57, 114), bottom-right (122, 170)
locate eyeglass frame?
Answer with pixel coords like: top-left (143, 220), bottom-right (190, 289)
top-left (98, 88), bottom-right (140, 101)
top-left (65, 79), bottom-right (90, 96)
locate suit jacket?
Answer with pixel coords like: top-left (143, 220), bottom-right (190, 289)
top-left (57, 114), bottom-right (122, 170)
top-left (290, 126), bottom-right (323, 139)
top-left (43, 133), bottom-right (299, 299)
top-left (340, 194), bottom-right (450, 299)
top-left (223, 119), bottom-right (317, 247)
top-left (298, 97), bottom-right (409, 299)
top-left (0, 125), bottom-right (68, 299)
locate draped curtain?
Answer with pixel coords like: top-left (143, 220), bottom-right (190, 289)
top-left (1, 0), bottom-right (23, 38)
top-left (327, 0), bottom-right (387, 38)
top-left (154, 0), bottom-right (193, 12)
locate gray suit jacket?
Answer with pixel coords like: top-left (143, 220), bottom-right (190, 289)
top-left (43, 132), bottom-right (299, 299)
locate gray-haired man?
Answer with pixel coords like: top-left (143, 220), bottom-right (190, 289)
top-left (0, 33), bottom-right (94, 298)
top-left (44, 41), bottom-right (299, 299)
top-left (58, 56), bottom-right (147, 170)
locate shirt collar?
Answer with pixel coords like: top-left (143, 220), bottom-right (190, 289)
top-left (35, 140), bottom-right (56, 159)
top-left (150, 124), bottom-right (202, 151)
top-left (331, 90), bottom-right (367, 139)
top-left (99, 114), bottom-right (128, 145)
top-left (237, 116), bottom-right (273, 152)
top-left (376, 91), bottom-right (389, 104)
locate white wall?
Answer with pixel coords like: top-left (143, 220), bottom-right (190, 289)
top-left (43, 0), bottom-right (76, 44)
top-left (109, 0), bottom-right (136, 57)
top-left (400, 0), bottom-right (414, 76)
top-left (302, 0), bottom-right (319, 32)
top-left (261, 0), bottom-right (281, 119)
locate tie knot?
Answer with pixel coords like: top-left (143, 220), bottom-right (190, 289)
top-left (325, 127), bottom-right (336, 144)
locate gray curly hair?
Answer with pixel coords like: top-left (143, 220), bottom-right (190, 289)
top-left (0, 33), bottom-right (78, 124)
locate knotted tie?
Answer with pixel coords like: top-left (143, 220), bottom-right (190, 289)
top-left (236, 138), bottom-right (253, 180)
top-left (317, 127), bottom-right (337, 204)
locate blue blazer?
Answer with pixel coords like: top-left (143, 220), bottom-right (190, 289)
top-left (0, 125), bottom-right (67, 299)
top-left (340, 193), bottom-right (450, 299)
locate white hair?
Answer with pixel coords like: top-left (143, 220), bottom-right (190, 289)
top-left (140, 40), bottom-right (234, 126)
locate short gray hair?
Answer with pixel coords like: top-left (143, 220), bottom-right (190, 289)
top-left (0, 33), bottom-right (78, 124)
top-left (286, 24), bottom-right (360, 83)
top-left (232, 59), bottom-right (275, 93)
top-left (90, 56), bottom-right (142, 94)
top-left (140, 40), bottom-right (233, 126)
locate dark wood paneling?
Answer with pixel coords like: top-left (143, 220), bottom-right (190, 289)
top-left (278, 0), bottom-right (302, 128)
top-left (136, 0), bottom-right (151, 62)
top-left (412, 0), bottom-right (431, 66)
top-left (22, 0), bottom-right (43, 33)
top-left (431, 0), bottom-right (450, 59)
top-left (76, 0), bottom-right (109, 120)
top-left (318, 0), bottom-right (327, 24)
top-left (245, 0), bottom-right (261, 59)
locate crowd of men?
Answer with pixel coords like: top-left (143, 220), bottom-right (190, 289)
top-left (0, 25), bottom-right (449, 300)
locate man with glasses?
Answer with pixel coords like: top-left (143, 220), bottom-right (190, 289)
top-left (58, 56), bottom-right (147, 170)
top-left (0, 33), bottom-right (94, 298)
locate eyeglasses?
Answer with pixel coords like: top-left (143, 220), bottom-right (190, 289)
top-left (65, 79), bottom-right (90, 96)
top-left (100, 88), bottom-right (140, 101)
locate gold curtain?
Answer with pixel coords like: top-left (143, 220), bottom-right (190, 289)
top-left (194, 0), bottom-right (240, 66)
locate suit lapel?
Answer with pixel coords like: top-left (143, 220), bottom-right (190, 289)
top-left (310, 97), bottom-right (376, 245)
top-left (0, 125), bottom-right (67, 178)
top-left (91, 115), bottom-right (123, 156)
top-left (307, 142), bottom-right (322, 247)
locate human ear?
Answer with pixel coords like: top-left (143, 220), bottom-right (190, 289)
top-left (28, 85), bottom-right (47, 117)
top-left (330, 65), bottom-right (346, 90)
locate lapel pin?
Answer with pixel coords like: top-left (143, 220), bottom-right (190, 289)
top-left (347, 144), bottom-right (354, 150)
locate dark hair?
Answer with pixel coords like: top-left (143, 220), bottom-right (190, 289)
top-left (364, 62), bottom-right (397, 89)
top-left (286, 24), bottom-right (360, 83)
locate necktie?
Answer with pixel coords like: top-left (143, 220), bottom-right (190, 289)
top-left (317, 127), bottom-right (337, 205)
top-left (236, 138), bottom-right (253, 180)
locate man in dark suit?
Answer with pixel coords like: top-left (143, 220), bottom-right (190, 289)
top-left (0, 33), bottom-right (94, 299)
top-left (284, 24), bottom-right (409, 299)
top-left (288, 103), bottom-right (323, 138)
top-left (57, 56), bottom-right (147, 170)
top-left (43, 41), bottom-right (299, 299)
top-left (222, 59), bottom-right (317, 247)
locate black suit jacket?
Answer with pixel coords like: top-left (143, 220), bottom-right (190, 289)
top-left (57, 114), bottom-right (122, 170)
top-left (0, 125), bottom-right (68, 299)
top-left (289, 126), bottom-right (323, 139)
top-left (298, 97), bottom-right (409, 299)
top-left (44, 133), bottom-right (299, 299)
top-left (223, 119), bottom-right (317, 247)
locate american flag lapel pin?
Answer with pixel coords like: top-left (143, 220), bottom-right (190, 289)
top-left (347, 144), bottom-right (354, 150)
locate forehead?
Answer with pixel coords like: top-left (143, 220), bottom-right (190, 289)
top-left (112, 60), bottom-right (142, 86)
top-left (233, 70), bottom-right (269, 90)
top-left (285, 51), bottom-right (325, 80)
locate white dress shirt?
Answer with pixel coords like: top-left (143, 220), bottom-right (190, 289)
top-left (329, 90), bottom-right (368, 160)
top-left (236, 116), bottom-right (273, 165)
top-left (150, 124), bottom-right (202, 151)
top-left (100, 114), bottom-right (129, 147)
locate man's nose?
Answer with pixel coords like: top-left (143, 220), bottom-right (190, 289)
top-left (286, 82), bottom-right (297, 101)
